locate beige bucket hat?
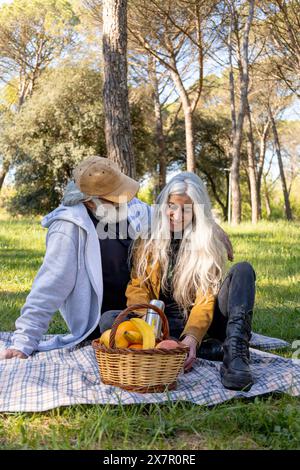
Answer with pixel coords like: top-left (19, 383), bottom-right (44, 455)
top-left (73, 156), bottom-right (139, 203)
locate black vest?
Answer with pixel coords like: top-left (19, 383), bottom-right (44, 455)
top-left (88, 209), bottom-right (133, 313)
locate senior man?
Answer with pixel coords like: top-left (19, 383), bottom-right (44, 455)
top-left (0, 156), bottom-right (151, 359)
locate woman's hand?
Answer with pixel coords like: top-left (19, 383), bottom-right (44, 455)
top-left (181, 335), bottom-right (198, 372)
top-left (0, 349), bottom-right (27, 360)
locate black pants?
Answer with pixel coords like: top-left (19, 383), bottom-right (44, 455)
top-left (95, 262), bottom-right (256, 349)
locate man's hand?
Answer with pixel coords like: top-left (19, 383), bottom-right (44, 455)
top-left (214, 223), bottom-right (234, 261)
top-left (181, 335), bottom-right (198, 372)
top-left (0, 349), bottom-right (27, 360)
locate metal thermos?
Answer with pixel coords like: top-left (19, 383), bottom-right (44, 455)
top-left (144, 299), bottom-right (165, 339)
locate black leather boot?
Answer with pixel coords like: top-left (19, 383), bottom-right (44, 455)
top-left (198, 338), bottom-right (224, 361)
top-left (220, 310), bottom-right (253, 391)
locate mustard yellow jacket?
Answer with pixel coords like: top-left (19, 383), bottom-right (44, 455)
top-left (125, 261), bottom-right (216, 344)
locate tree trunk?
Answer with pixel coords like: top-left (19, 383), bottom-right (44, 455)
top-left (257, 120), bottom-right (270, 219)
top-left (246, 103), bottom-right (259, 224)
top-left (269, 109), bottom-right (293, 221)
top-left (184, 106), bottom-right (195, 173)
top-left (148, 56), bottom-right (166, 191)
top-left (170, 70), bottom-right (196, 173)
top-left (263, 174), bottom-right (272, 218)
top-left (202, 169), bottom-right (227, 220)
top-left (230, 134), bottom-right (243, 225)
top-left (229, 0), bottom-right (255, 225)
top-left (225, 169), bottom-right (229, 221)
top-left (102, 0), bottom-right (135, 177)
top-left (0, 168), bottom-right (7, 191)
top-left (0, 160), bottom-right (10, 192)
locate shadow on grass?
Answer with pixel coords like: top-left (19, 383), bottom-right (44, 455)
top-left (0, 248), bottom-right (44, 271)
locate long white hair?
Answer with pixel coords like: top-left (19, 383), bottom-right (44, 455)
top-left (132, 172), bottom-right (227, 316)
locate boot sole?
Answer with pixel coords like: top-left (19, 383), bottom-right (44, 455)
top-left (220, 366), bottom-right (253, 391)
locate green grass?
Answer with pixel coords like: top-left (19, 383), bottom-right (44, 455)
top-left (0, 210), bottom-right (299, 450)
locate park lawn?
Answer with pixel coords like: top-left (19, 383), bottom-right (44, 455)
top-left (0, 209), bottom-right (299, 450)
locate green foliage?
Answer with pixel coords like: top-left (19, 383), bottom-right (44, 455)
top-left (137, 179), bottom-right (156, 205)
top-left (0, 0), bottom-right (77, 26)
top-left (0, 78), bottom-right (19, 108)
top-left (0, 0), bottom-right (79, 83)
top-left (267, 176), bottom-right (300, 221)
top-left (2, 66), bottom-right (106, 214)
top-left (0, 1), bottom-right (299, 223)
top-left (1, 67), bottom-right (158, 215)
top-left (129, 86), bottom-right (157, 180)
top-left (166, 109), bottom-right (235, 219)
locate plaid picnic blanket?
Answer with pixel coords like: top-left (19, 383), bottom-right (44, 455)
top-left (0, 331), bottom-right (299, 412)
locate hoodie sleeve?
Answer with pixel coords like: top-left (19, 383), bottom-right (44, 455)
top-left (11, 229), bottom-right (78, 356)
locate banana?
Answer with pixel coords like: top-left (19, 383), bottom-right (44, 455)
top-left (129, 318), bottom-right (156, 349)
top-left (123, 330), bottom-right (143, 344)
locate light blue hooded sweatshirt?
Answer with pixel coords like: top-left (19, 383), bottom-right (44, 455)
top-left (11, 198), bottom-right (151, 356)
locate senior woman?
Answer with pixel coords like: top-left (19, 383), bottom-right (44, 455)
top-left (100, 172), bottom-right (256, 391)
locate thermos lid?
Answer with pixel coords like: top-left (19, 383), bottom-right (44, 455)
top-left (148, 299), bottom-right (165, 312)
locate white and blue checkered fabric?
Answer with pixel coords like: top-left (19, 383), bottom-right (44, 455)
top-left (0, 332), bottom-right (299, 412)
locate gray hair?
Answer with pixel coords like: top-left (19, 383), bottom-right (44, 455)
top-left (132, 170), bottom-right (227, 312)
top-left (62, 180), bottom-right (92, 206)
top-left (157, 171), bottom-right (212, 216)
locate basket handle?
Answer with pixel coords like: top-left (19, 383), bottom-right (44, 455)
top-left (109, 303), bottom-right (170, 348)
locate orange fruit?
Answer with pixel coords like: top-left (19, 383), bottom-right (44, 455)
top-left (128, 343), bottom-right (143, 350)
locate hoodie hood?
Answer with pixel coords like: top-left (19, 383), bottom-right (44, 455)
top-left (42, 203), bottom-right (91, 232)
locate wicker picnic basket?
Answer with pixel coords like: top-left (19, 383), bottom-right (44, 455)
top-left (92, 303), bottom-right (189, 393)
